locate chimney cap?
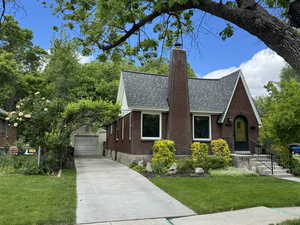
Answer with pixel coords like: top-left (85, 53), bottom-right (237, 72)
top-left (174, 42), bottom-right (182, 48)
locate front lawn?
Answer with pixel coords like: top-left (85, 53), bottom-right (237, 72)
top-left (277, 218), bottom-right (300, 225)
top-left (151, 176), bottom-right (300, 214)
top-left (0, 169), bottom-right (76, 225)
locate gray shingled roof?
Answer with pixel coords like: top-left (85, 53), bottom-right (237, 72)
top-left (122, 70), bottom-right (240, 113)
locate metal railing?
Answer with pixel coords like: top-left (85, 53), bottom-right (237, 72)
top-left (250, 140), bottom-right (276, 175)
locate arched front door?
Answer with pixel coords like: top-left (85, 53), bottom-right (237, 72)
top-left (234, 116), bottom-right (249, 151)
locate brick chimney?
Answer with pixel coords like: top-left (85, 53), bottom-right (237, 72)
top-left (167, 44), bottom-right (191, 154)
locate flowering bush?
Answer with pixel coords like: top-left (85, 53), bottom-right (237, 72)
top-left (151, 140), bottom-right (176, 174)
top-left (5, 92), bottom-right (55, 148)
top-left (211, 139), bottom-right (232, 165)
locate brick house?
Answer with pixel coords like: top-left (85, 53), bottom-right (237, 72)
top-left (106, 45), bottom-right (261, 164)
top-left (0, 108), bottom-right (17, 147)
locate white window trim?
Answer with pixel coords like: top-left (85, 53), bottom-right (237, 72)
top-left (141, 112), bottom-right (162, 140)
top-left (192, 114), bottom-right (212, 141)
top-left (121, 118), bottom-right (124, 140)
top-left (129, 113), bottom-right (132, 141)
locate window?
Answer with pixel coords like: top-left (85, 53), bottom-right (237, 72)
top-left (141, 112), bottom-right (161, 140)
top-left (129, 114), bottom-right (131, 141)
top-left (193, 115), bottom-right (211, 141)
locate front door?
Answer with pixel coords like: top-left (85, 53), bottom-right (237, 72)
top-left (234, 116), bottom-right (249, 151)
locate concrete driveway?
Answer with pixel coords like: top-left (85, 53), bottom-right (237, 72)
top-left (75, 158), bottom-right (195, 224)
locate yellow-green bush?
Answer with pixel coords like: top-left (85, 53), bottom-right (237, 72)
top-left (191, 142), bottom-right (208, 167)
top-left (211, 139), bottom-right (231, 165)
top-left (151, 140), bottom-right (176, 174)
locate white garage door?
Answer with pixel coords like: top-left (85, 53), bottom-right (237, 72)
top-left (74, 135), bottom-right (98, 157)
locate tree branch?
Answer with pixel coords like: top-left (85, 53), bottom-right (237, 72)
top-left (95, 1), bottom-right (195, 51)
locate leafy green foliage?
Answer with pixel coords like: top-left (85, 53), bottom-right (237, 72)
top-left (280, 65), bottom-right (300, 82)
top-left (0, 16), bottom-right (47, 110)
top-left (151, 140), bottom-right (176, 174)
top-left (62, 99), bottom-right (120, 130)
top-left (211, 138), bottom-right (231, 165)
top-left (272, 145), bottom-right (292, 169)
top-left (0, 155), bottom-right (41, 175)
top-left (129, 162), bottom-right (145, 173)
top-left (49, 0), bottom-right (295, 64)
top-left (201, 155), bottom-right (228, 171)
top-left (260, 79), bottom-right (300, 145)
top-left (219, 24), bottom-right (234, 40)
top-left (6, 92), bottom-right (54, 147)
top-left (191, 142), bottom-right (209, 167)
top-left (176, 157), bottom-right (194, 173)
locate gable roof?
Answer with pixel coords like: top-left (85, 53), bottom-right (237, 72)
top-left (120, 69), bottom-right (261, 124)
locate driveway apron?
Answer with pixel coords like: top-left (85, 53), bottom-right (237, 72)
top-left (75, 158), bottom-right (195, 224)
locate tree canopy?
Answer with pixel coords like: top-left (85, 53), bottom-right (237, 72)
top-left (259, 66), bottom-right (300, 146)
top-left (50, 0), bottom-right (300, 73)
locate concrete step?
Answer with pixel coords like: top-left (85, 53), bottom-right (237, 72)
top-left (256, 163), bottom-right (281, 168)
top-left (263, 169), bottom-right (290, 174)
top-left (274, 174), bottom-right (294, 178)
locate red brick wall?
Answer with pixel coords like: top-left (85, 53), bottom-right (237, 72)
top-left (219, 78), bottom-right (259, 151)
top-left (106, 78), bottom-right (259, 155)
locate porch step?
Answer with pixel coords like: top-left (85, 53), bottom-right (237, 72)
top-left (250, 157), bottom-right (294, 178)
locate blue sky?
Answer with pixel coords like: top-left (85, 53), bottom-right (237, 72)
top-left (11, 1), bottom-right (286, 96)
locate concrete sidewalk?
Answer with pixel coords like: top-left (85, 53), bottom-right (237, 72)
top-left (82, 207), bottom-right (300, 225)
top-left (171, 206), bottom-right (300, 225)
top-left (75, 158), bottom-right (195, 224)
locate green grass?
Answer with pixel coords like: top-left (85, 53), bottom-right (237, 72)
top-left (276, 219), bottom-right (300, 225)
top-left (0, 169), bottom-right (76, 225)
top-left (208, 167), bottom-right (258, 177)
top-left (151, 176), bottom-right (300, 214)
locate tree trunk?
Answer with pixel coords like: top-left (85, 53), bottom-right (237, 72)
top-left (192, 0), bottom-right (300, 73)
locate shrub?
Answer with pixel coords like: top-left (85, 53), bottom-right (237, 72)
top-left (291, 158), bottom-right (300, 176)
top-left (0, 155), bottom-right (42, 175)
top-left (273, 145), bottom-right (292, 168)
top-left (211, 139), bottom-right (231, 165)
top-left (191, 142), bottom-right (208, 168)
top-left (151, 140), bottom-right (176, 174)
top-left (204, 155), bottom-right (227, 171)
top-left (130, 164), bottom-right (145, 173)
top-left (176, 157), bottom-right (194, 173)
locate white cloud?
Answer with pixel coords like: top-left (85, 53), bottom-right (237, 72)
top-left (203, 49), bottom-right (287, 96)
top-left (78, 54), bottom-right (93, 64)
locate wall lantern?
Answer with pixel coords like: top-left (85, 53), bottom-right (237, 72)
top-left (226, 117), bottom-right (233, 126)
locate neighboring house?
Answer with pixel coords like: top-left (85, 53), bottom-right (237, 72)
top-left (71, 125), bottom-right (106, 157)
top-left (0, 108), bottom-right (16, 147)
top-left (106, 45), bottom-right (261, 165)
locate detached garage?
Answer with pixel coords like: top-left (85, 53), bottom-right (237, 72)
top-left (74, 135), bottom-right (98, 157)
top-left (71, 126), bottom-right (106, 157)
